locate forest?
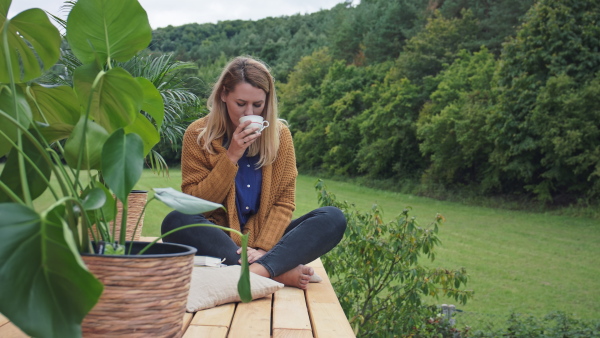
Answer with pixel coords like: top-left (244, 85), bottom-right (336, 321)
top-left (146, 0), bottom-right (600, 206)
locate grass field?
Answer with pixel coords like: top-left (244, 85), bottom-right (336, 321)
top-left (22, 168), bottom-right (600, 328)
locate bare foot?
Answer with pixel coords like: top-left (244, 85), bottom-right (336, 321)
top-left (273, 265), bottom-right (314, 290)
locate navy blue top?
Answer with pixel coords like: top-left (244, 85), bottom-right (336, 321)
top-left (235, 151), bottom-right (262, 228)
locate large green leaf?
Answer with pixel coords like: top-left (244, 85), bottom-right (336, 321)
top-left (153, 187), bottom-right (224, 214)
top-left (64, 117), bottom-right (109, 170)
top-left (25, 84), bottom-right (80, 142)
top-left (124, 114), bottom-right (160, 156)
top-left (0, 3), bottom-right (61, 83)
top-left (67, 0), bottom-right (152, 64)
top-left (0, 0), bottom-right (8, 16)
top-left (25, 84), bottom-right (80, 143)
top-left (0, 203), bottom-right (103, 338)
top-left (0, 85), bottom-right (32, 157)
top-left (136, 77), bottom-right (164, 130)
top-left (74, 65), bottom-right (143, 133)
top-left (0, 132), bottom-right (51, 203)
top-left (102, 129), bottom-right (144, 202)
top-left (38, 123), bottom-right (75, 145)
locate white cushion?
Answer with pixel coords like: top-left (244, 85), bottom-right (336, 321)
top-left (186, 265), bottom-right (283, 312)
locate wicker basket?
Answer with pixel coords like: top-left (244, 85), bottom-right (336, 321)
top-left (90, 190), bottom-right (147, 242)
top-left (82, 242), bottom-right (196, 338)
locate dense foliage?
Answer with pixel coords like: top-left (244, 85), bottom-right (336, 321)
top-left (147, 0), bottom-right (599, 205)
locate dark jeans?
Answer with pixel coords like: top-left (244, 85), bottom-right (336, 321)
top-left (161, 206), bottom-right (346, 277)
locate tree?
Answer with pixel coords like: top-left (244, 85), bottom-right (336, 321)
top-left (438, 0), bottom-right (535, 54)
top-left (278, 48), bottom-right (335, 171)
top-left (393, 9), bottom-right (478, 87)
top-left (417, 47), bottom-right (497, 188)
top-left (490, 0), bottom-right (600, 201)
top-left (361, 0), bottom-right (427, 64)
top-left (356, 75), bottom-right (422, 179)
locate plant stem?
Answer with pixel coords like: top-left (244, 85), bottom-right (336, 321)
top-left (2, 21), bottom-right (32, 206)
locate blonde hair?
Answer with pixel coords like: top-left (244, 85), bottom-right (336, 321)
top-left (199, 56), bottom-right (280, 168)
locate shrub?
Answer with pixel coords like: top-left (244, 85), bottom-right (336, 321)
top-left (316, 180), bottom-right (474, 336)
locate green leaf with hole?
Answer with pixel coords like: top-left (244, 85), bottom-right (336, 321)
top-left (0, 4), bottom-right (61, 83)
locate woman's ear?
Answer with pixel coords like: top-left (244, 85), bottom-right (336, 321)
top-left (220, 89), bottom-right (227, 103)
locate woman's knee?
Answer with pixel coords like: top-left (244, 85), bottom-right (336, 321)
top-left (320, 206), bottom-right (347, 237)
top-left (161, 210), bottom-right (188, 234)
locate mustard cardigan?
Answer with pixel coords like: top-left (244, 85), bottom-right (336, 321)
top-left (180, 117), bottom-right (297, 250)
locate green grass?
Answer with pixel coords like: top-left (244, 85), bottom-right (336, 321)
top-left (22, 167), bottom-right (600, 327)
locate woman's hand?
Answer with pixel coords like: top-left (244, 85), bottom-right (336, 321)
top-left (227, 120), bottom-right (261, 163)
top-left (238, 247), bottom-right (267, 264)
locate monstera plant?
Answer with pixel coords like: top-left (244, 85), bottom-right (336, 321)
top-left (0, 0), bottom-right (250, 336)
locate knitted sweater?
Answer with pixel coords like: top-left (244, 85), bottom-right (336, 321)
top-left (180, 116), bottom-right (297, 250)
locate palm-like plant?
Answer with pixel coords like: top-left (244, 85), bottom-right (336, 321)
top-left (118, 53), bottom-right (200, 175)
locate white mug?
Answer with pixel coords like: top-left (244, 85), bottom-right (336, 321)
top-left (239, 115), bottom-right (269, 133)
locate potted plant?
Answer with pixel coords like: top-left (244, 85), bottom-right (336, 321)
top-left (0, 0), bottom-right (250, 336)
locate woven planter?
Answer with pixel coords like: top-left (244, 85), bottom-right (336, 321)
top-left (90, 190), bottom-right (148, 242)
top-left (81, 241), bottom-right (197, 338)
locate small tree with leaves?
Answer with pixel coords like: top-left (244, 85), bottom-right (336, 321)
top-left (316, 180), bottom-right (474, 336)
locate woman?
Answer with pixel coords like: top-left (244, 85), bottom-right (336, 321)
top-left (161, 56), bottom-right (346, 289)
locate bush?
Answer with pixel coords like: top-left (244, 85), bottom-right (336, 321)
top-left (315, 180), bottom-right (474, 336)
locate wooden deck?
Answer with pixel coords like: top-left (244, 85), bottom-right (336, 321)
top-left (181, 258), bottom-right (354, 337)
top-left (0, 239), bottom-right (354, 337)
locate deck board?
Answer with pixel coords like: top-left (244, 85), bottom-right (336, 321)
top-left (305, 263), bottom-right (355, 337)
top-left (272, 328), bottom-right (315, 337)
top-left (273, 287), bottom-right (312, 331)
top-left (228, 295), bottom-right (272, 338)
top-left (0, 319), bottom-right (28, 338)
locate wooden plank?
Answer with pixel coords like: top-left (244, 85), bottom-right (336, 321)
top-left (273, 287), bottom-right (312, 331)
top-left (0, 321), bottom-right (28, 338)
top-left (184, 325), bottom-right (229, 338)
top-left (184, 304), bottom-right (236, 338)
top-left (228, 295), bottom-right (272, 338)
top-left (181, 312), bottom-right (194, 333)
top-left (0, 313), bottom-right (9, 326)
top-left (306, 263), bottom-right (355, 338)
top-left (273, 328), bottom-right (314, 338)
top-left (190, 303), bottom-right (236, 327)
top-left (307, 258), bottom-right (324, 269)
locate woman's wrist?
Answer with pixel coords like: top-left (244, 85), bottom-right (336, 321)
top-left (226, 149), bottom-right (240, 164)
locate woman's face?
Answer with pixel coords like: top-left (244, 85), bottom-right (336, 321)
top-left (221, 82), bottom-right (267, 127)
